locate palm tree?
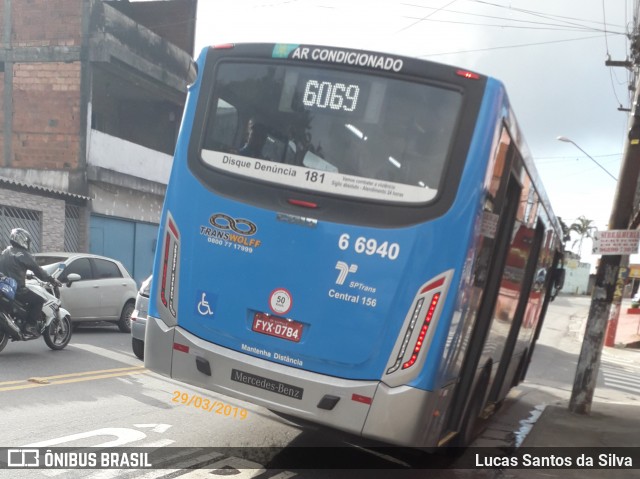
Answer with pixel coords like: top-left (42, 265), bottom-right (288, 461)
top-left (569, 216), bottom-right (597, 257)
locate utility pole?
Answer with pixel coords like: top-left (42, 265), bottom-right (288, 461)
top-left (568, 57), bottom-right (640, 414)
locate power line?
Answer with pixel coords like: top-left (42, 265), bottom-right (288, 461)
top-left (469, 0), bottom-right (624, 31)
top-left (603, 0), bottom-right (611, 53)
top-left (535, 153), bottom-right (622, 163)
top-left (418, 34), bottom-right (603, 57)
top-left (401, 2), bottom-right (625, 34)
top-left (536, 153), bottom-right (622, 159)
top-left (396, 0), bottom-right (459, 34)
top-left (401, 15), bottom-right (624, 33)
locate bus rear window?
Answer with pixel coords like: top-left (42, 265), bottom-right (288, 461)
top-left (200, 62), bottom-right (463, 204)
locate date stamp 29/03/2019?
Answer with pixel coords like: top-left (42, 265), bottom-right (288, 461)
top-left (171, 391), bottom-right (248, 420)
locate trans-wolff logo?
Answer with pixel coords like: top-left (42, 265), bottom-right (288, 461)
top-left (200, 213), bottom-right (262, 249)
top-left (209, 213), bottom-right (257, 236)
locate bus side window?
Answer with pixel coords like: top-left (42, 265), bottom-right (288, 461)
top-left (203, 98), bottom-right (238, 152)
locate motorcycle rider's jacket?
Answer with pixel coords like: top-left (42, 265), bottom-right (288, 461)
top-left (0, 246), bottom-right (53, 288)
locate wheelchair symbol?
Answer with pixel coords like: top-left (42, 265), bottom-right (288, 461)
top-left (197, 292), bottom-right (214, 316)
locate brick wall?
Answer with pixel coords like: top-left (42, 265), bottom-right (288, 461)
top-left (12, 62), bottom-right (82, 170)
top-left (11, 0), bottom-right (83, 47)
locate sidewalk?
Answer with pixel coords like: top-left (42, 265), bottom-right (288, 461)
top-left (499, 402), bottom-right (640, 478)
top-left (499, 296), bottom-right (640, 478)
top-left (611, 299), bottom-right (640, 347)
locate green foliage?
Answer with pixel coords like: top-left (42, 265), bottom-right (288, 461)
top-left (567, 215), bottom-right (597, 258)
top-left (557, 217), bottom-right (571, 243)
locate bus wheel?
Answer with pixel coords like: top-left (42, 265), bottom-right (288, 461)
top-left (456, 370), bottom-right (489, 447)
top-left (512, 351), bottom-right (528, 387)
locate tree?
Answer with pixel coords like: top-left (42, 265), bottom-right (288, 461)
top-left (568, 216), bottom-right (597, 258)
top-left (557, 217), bottom-right (572, 246)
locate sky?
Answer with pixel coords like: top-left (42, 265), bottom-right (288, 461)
top-left (192, 0), bottom-right (635, 268)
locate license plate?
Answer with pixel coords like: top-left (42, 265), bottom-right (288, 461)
top-left (252, 312), bottom-right (303, 342)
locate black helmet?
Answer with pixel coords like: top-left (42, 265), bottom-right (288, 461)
top-left (9, 228), bottom-right (32, 251)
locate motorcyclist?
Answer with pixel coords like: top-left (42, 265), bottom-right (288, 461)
top-left (0, 228), bottom-right (61, 336)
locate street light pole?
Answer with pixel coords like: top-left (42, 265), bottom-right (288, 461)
top-left (556, 136), bottom-right (618, 181)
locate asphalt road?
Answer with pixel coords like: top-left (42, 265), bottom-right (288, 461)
top-left (2, 296), bottom-right (631, 478)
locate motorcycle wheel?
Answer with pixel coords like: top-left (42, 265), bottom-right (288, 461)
top-left (0, 329), bottom-right (8, 353)
top-left (43, 315), bottom-right (72, 351)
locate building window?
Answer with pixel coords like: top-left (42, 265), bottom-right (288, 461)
top-left (65, 204), bottom-right (81, 252)
top-left (0, 205), bottom-right (42, 252)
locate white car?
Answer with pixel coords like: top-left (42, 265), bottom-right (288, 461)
top-left (131, 275), bottom-right (151, 360)
top-left (35, 253), bottom-right (138, 332)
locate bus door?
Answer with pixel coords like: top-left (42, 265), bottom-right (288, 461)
top-left (521, 247), bottom-right (564, 381)
top-left (488, 218), bottom-right (545, 405)
top-left (443, 147), bottom-right (523, 444)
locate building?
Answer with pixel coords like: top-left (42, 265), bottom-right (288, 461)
top-left (0, 0), bottom-right (197, 285)
top-left (562, 252), bottom-right (591, 295)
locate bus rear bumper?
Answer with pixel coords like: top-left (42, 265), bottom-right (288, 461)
top-left (362, 382), bottom-right (446, 447)
top-left (145, 316), bottom-right (445, 447)
top-left (146, 317), bottom-right (378, 437)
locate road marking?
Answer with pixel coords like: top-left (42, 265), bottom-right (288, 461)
top-left (134, 424), bottom-right (172, 433)
top-left (601, 368), bottom-right (640, 384)
top-left (0, 366), bottom-right (146, 392)
top-left (25, 427), bottom-right (148, 448)
top-left (0, 366), bottom-right (144, 385)
top-left (70, 343), bottom-right (143, 366)
top-left (33, 427), bottom-right (175, 477)
top-left (133, 451), bottom-right (225, 479)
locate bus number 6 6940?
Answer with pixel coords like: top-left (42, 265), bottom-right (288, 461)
top-left (338, 233), bottom-right (400, 260)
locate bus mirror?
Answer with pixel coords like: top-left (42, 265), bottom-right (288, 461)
top-left (186, 59), bottom-right (198, 87)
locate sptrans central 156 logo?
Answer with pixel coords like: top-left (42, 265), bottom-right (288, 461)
top-left (200, 213), bottom-right (262, 252)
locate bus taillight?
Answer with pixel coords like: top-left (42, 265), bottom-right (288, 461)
top-left (385, 272), bottom-right (452, 378)
top-left (160, 214), bottom-right (180, 319)
top-left (288, 198), bottom-right (318, 209)
top-left (402, 293), bottom-right (440, 370)
top-left (386, 298), bottom-right (424, 374)
top-left (456, 69), bottom-right (480, 80)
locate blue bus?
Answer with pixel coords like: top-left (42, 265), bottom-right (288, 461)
top-left (145, 43), bottom-right (564, 448)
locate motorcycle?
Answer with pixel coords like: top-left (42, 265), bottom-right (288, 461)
top-left (0, 272), bottom-right (76, 353)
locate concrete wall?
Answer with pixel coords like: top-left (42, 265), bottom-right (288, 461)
top-left (0, 167), bottom-right (70, 191)
top-left (105, 0), bottom-right (197, 56)
top-left (87, 128), bottom-right (172, 184)
top-left (90, 182), bottom-right (165, 224)
top-left (563, 260), bottom-right (591, 295)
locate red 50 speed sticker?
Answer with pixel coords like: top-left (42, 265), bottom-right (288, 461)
top-left (270, 288), bottom-right (292, 315)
